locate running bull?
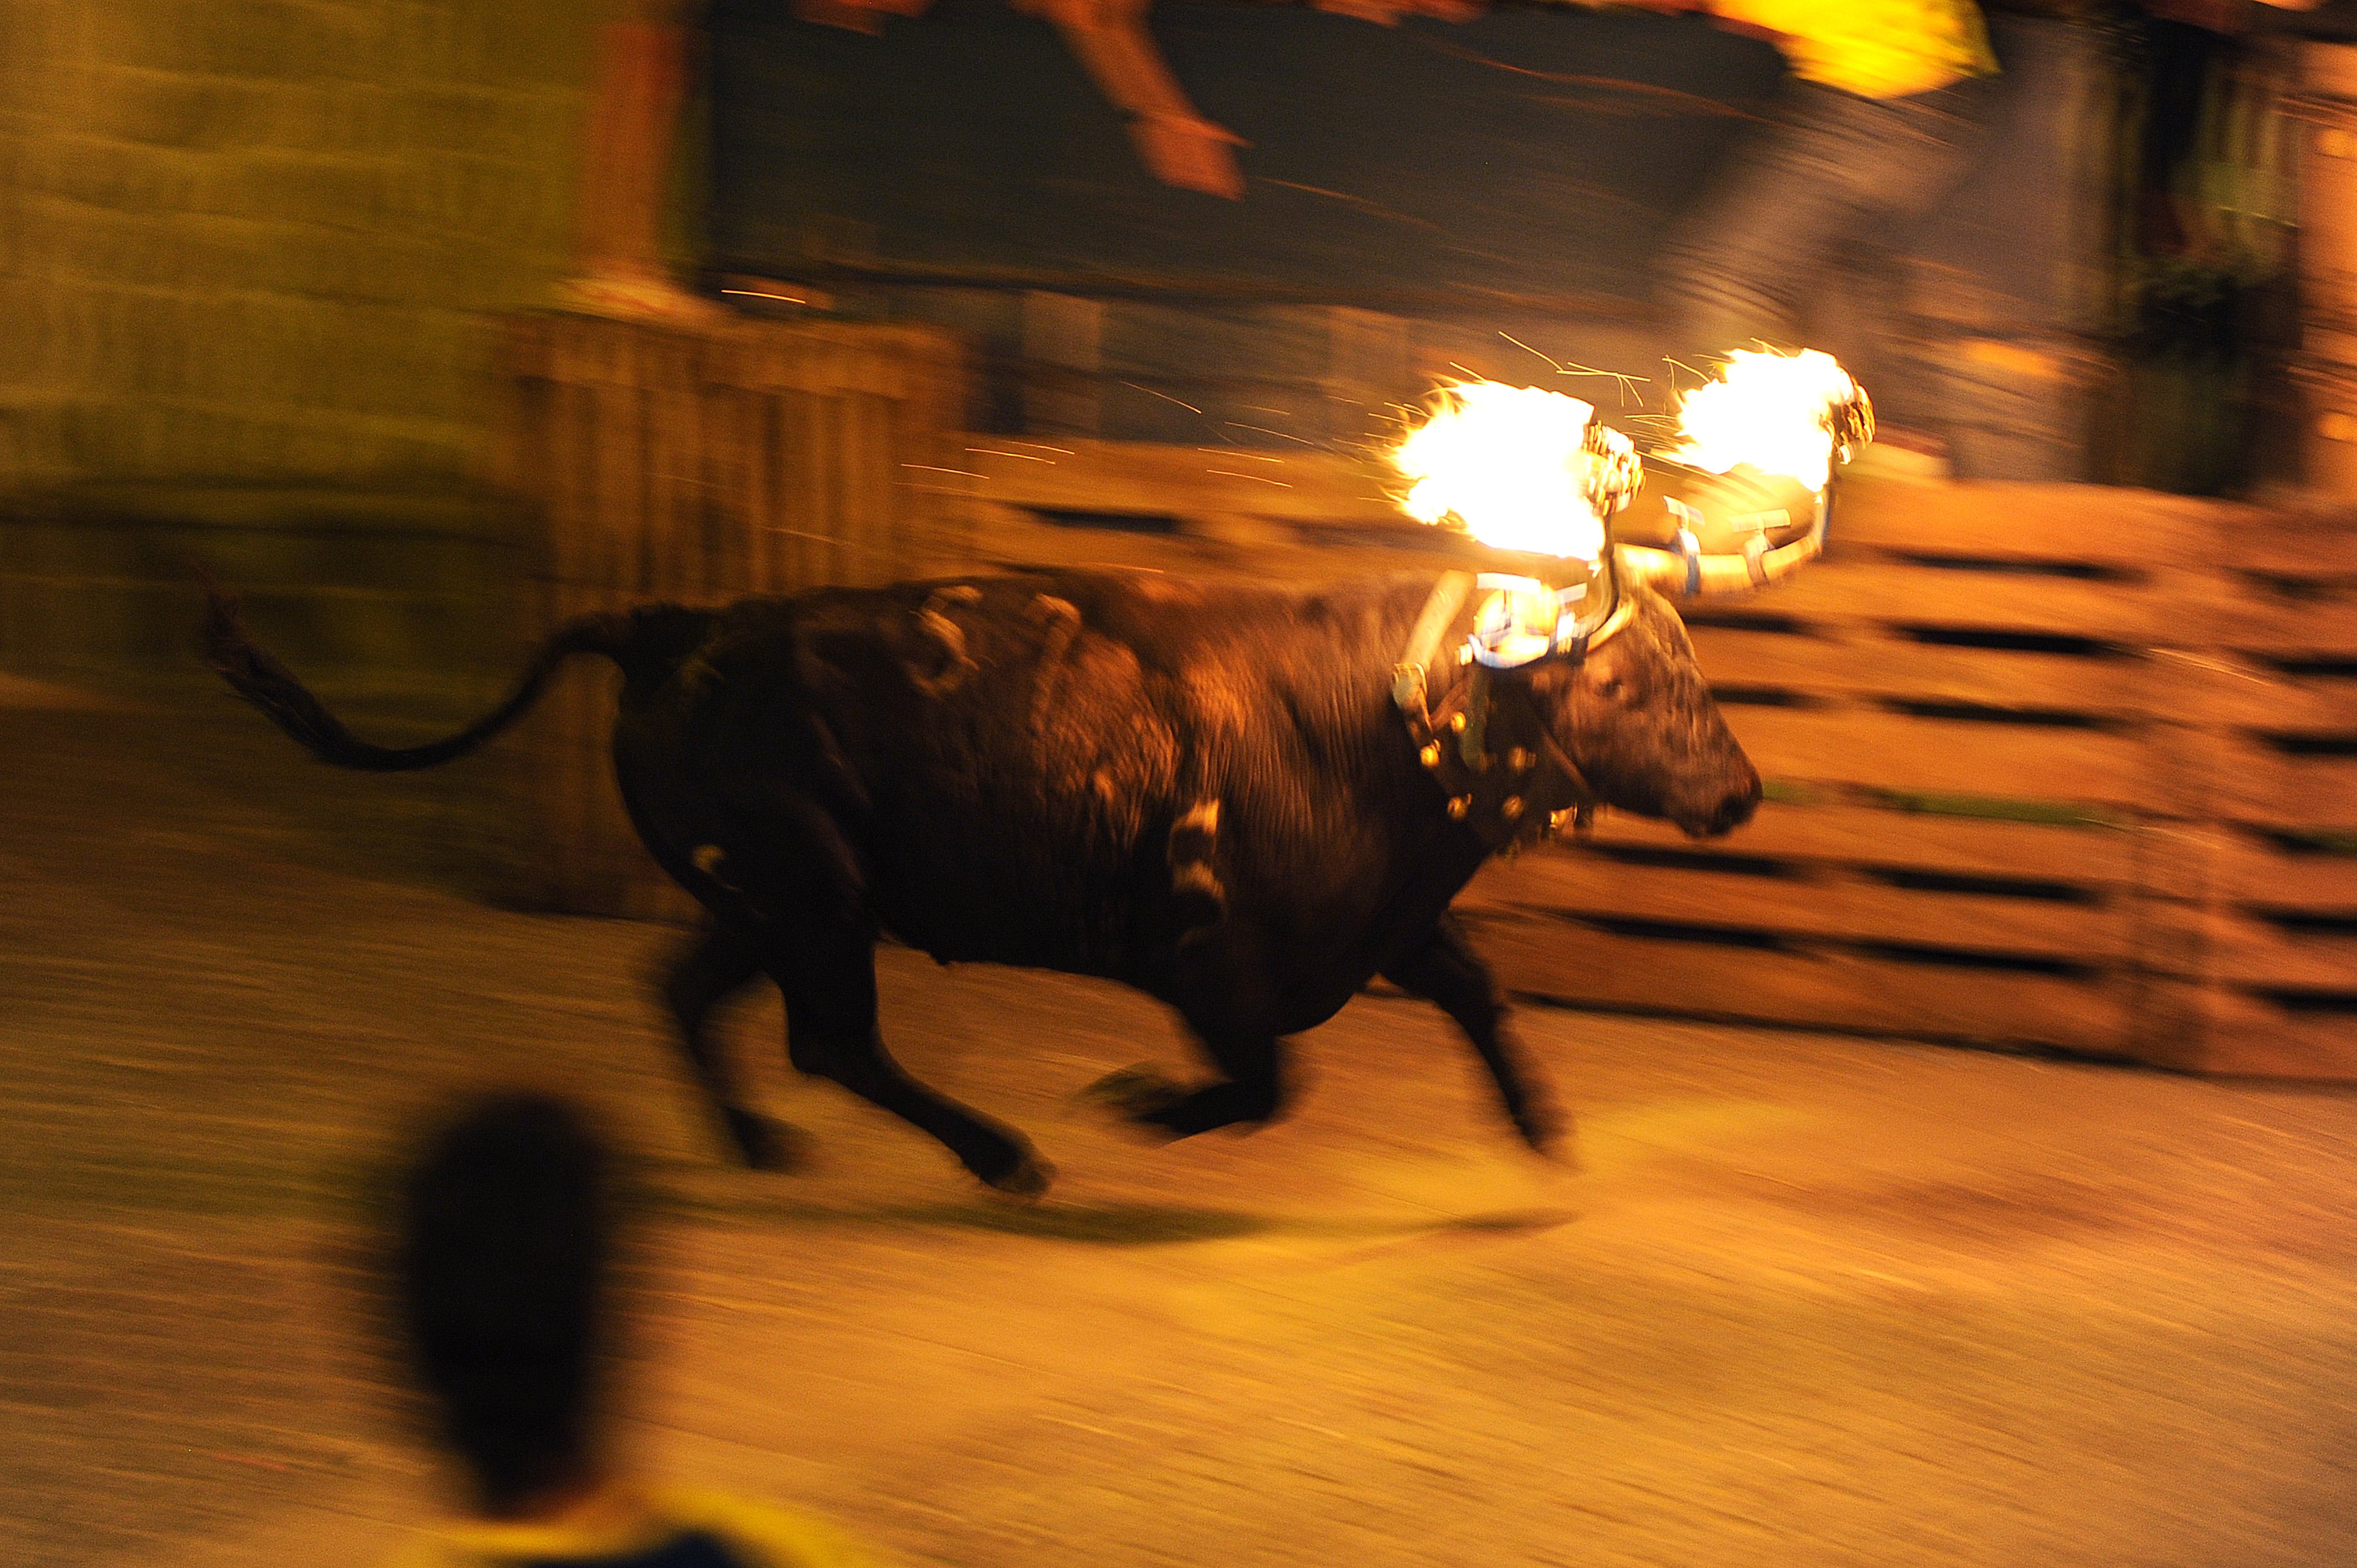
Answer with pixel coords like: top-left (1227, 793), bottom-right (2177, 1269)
top-left (202, 523), bottom-right (1814, 1196)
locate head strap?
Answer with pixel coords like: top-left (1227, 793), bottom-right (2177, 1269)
top-left (1392, 573), bottom-right (1609, 851)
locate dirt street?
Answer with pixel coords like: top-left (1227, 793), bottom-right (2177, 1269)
top-left (6, 679), bottom-right (2356, 1568)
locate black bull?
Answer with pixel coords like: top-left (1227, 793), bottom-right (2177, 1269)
top-left (204, 568), bottom-right (1761, 1195)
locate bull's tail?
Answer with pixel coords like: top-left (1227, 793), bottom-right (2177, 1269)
top-left (199, 574), bottom-right (642, 773)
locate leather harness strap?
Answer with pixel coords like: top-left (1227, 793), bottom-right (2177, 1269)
top-left (1391, 574), bottom-right (1603, 852)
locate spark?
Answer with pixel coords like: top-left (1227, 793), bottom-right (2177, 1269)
top-left (722, 288), bottom-right (805, 303)
top-left (966, 447), bottom-right (1056, 463)
top-left (1223, 422), bottom-right (1322, 447)
top-left (1121, 381), bottom-right (1202, 414)
top-left (1497, 332), bottom-right (1568, 373)
top-left (1260, 178), bottom-right (1448, 235)
top-left (1198, 448), bottom-right (1286, 463)
top-left (1660, 356), bottom-right (1710, 390)
top-left (1494, 334), bottom-right (1654, 408)
top-left (900, 463), bottom-right (982, 478)
top-left (1002, 439), bottom-right (1075, 455)
top-left (769, 527), bottom-right (908, 560)
top-left (1411, 38), bottom-right (1771, 122)
top-left (1205, 470), bottom-right (1295, 487)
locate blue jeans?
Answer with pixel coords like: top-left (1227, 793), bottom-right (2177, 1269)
top-left (1657, 73), bottom-right (2001, 399)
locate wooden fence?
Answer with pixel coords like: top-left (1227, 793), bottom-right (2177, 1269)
top-left (1459, 482), bottom-right (2357, 1077)
top-left (957, 458), bottom-right (2357, 1080)
top-left (495, 321), bottom-right (2355, 1076)
top-left (496, 310), bottom-right (968, 919)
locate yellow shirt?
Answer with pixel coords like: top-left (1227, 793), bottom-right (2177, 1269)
top-left (378, 1484), bottom-right (883, 1568)
top-left (1710, 0), bottom-right (1998, 100)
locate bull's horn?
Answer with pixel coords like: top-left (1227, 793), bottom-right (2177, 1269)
top-left (1616, 493), bottom-right (1829, 599)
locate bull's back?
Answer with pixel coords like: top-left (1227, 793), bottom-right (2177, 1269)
top-left (678, 574), bottom-right (1214, 976)
top-left (662, 570), bottom-right (1428, 984)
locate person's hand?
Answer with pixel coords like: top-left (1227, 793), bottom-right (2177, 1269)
top-left (794, 0), bottom-right (931, 35)
top-left (1314, 0), bottom-right (1484, 25)
top-left (1128, 113), bottom-right (1247, 200)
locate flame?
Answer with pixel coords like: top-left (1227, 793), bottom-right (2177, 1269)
top-left (1667, 348), bottom-right (1862, 493)
top-left (1390, 381), bottom-right (1612, 562)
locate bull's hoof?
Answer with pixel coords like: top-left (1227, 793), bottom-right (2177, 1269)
top-left (1082, 1064), bottom-right (1186, 1118)
top-left (1516, 1106), bottom-right (1580, 1171)
top-left (728, 1108), bottom-right (811, 1173)
top-left (1077, 1067), bottom-right (1195, 1146)
top-left (980, 1149), bottom-right (1057, 1201)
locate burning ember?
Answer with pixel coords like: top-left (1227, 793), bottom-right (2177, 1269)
top-left (1391, 381), bottom-right (1627, 563)
top-left (1666, 348), bottom-right (1868, 494)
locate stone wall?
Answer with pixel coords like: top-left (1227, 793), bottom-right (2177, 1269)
top-left (0, 0), bottom-right (593, 690)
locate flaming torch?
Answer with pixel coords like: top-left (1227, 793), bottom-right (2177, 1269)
top-left (1617, 348), bottom-right (1874, 599)
top-left (1665, 348), bottom-right (1873, 493)
top-left (1390, 381), bottom-right (1639, 564)
top-left (1387, 381), bottom-right (1641, 669)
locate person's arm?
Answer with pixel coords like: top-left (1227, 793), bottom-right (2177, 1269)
top-left (1017, 0), bottom-right (1248, 199)
top-left (793, 0), bottom-right (931, 36)
top-left (1312, 0), bottom-right (1483, 27)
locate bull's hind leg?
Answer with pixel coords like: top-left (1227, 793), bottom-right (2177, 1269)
top-left (657, 921), bottom-right (806, 1171)
top-left (769, 926), bottom-right (1054, 1198)
top-left (1383, 914), bottom-right (1566, 1156)
top-left (1092, 1029), bottom-right (1288, 1140)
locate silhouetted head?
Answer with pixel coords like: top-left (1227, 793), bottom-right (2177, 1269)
top-left (1520, 581), bottom-right (1761, 838)
top-left (394, 1092), bottom-right (617, 1517)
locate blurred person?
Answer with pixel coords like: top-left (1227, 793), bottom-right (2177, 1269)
top-left (558, 0), bottom-right (1260, 326)
top-left (559, 0), bottom-right (720, 324)
top-left (381, 1091), bottom-right (879, 1568)
top-left (1638, 0), bottom-right (2003, 453)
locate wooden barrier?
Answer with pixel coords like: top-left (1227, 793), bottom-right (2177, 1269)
top-left (497, 350), bottom-right (2355, 1073)
top-left (954, 453), bottom-right (2357, 1079)
top-left (496, 310), bottom-right (969, 919)
top-left (2160, 501), bottom-right (2357, 1075)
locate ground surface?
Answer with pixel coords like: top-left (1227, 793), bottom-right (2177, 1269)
top-left (7, 677), bottom-right (2357, 1568)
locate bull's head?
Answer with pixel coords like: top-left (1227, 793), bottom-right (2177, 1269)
top-left (1395, 363), bottom-right (1867, 840)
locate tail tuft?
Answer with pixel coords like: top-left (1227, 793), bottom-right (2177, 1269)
top-left (192, 566), bottom-right (640, 773)
top-left (198, 570), bottom-right (363, 761)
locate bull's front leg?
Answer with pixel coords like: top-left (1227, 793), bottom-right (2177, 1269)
top-left (1383, 914), bottom-right (1567, 1157)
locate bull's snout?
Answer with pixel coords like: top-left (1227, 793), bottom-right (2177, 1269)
top-left (1680, 764), bottom-right (1762, 839)
top-left (1706, 771), bottom-right (1763, 836)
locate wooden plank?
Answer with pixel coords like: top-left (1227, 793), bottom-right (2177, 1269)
top-left (1461, 911), bottom-right (2129, 1055)
top-left (1579, 798), bottom-right (2138, 884)
top-left (2211, 735), bottom-right (2357, 832)
top-left (1692, 625), bottom-right (2144, 715)
top-left (2209, 916), bottom-right (2357, 993)
top-left (1725, 706), bottom-right (2154, 808)
top-left (2213, 501), bottom-right (2357, 577)
top-left (2187, 997), bottom-right (2357, 1080)
top-left (2209, 589), bottom-right (2357, 661)
top-left (1713, 559), bottom-right (2165, 643)
top-left (1463, 850), bottom-right (2127, 962)
top-left (1832, 476), bottom-right (2217, 566)
top-left (2157, 654), bottom-right (2357, 735)
top-left (2220, 835), bottom-right (2357, 914)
